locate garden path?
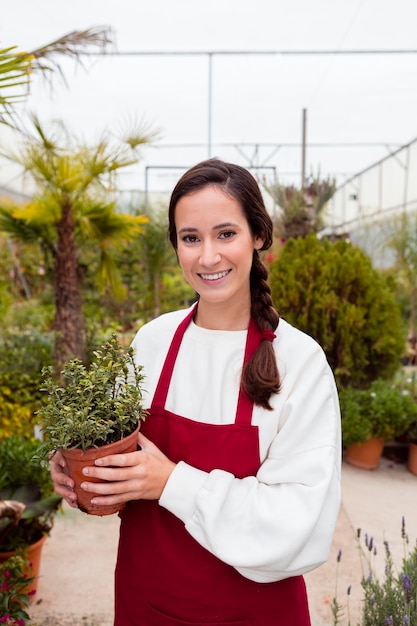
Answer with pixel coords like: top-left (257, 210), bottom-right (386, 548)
top-left (29, 456), bottom-right (417, 626)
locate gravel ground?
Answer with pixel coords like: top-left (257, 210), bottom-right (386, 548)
top-left (31, 616), bottom-right (107, 626)
top-left (28, 503), bottom-right (118, 626)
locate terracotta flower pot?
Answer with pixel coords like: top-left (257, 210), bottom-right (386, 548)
top-left (407, 442), bottom-right (417, 476)
top-left (62, 425), bottom-right (139, 516)
top-left (0, 534), bottom-right (46, 603)
top-left (345, 436), bottom-right (385, 470)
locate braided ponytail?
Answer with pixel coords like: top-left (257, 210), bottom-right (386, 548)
top-left (241, 251), bottom-right (280, 410)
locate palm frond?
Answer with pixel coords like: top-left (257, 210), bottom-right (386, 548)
top-left (77, 201), bottom-right (148, 243)
top-left (28, 27), bottom-right (113, 86)
top-left (0, 27), bottom-right (113, 127)
top-left (0, 46), bottom-right (32, 124)
top-left (0, 202), bottom-right (53, 244)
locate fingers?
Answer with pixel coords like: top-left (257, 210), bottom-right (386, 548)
top-left (49, 450), bottom-right (77, 507)
top-left (93, 449), bottom-right (143, 469)
top-left (82, 464), bottom-right (135, 482)
top-left (78, 435), bottom-right (176, 503)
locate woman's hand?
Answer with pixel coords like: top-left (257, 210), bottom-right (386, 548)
top-left (49, 450), bottom-right (78, 508)
top-left (79, 432), bottom-right (176, 508)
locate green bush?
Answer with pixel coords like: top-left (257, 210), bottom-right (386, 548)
top-left (269, 234), bottom-right (405, 389)
top-left (0, 435), bottom-right (54, 498)
top-left (339, 379), bottom-right (417, 447)
top-left (0, 436), bottom-right (62, 551)
top-left (0, 329), bottom-right (53, 402)
top-left (0, 329), bottom-right (54, 437)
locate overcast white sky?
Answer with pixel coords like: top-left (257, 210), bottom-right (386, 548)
top-left (2, 0), bottom-right (417, 197)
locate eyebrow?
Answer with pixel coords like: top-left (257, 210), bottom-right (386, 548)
top-left (178, 222), bottom-right (239, 234)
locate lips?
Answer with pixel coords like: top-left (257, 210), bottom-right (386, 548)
top-left (199, 270), bottom-right (231, 281)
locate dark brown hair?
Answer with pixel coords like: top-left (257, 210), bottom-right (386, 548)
top-left (168, 158), bottom-right (280, 410)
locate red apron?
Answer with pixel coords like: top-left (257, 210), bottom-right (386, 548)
top-left (115, 306), bottom-right (311, 626)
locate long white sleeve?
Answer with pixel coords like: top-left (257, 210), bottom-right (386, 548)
top-left (131, 308), bottom-right (341, 583)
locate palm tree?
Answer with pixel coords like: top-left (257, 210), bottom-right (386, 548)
top-left (263, 174), bottom-right (336, 239)
top-left (137, 209), bottom-right (178, 319)
top-left (1, 27), bottom-right (112, 127)
top-left (0, 118), bottom-right (153, 370)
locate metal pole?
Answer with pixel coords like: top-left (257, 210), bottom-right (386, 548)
top-left (301, 108), bottom-right (307, 189)
top-left (144, 166), bottom-right (149, 213)
top-left (208, 53), bottom-right (213, 158)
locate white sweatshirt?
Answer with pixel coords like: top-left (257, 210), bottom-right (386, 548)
top-left (130, 306), bottom-right (341, 583)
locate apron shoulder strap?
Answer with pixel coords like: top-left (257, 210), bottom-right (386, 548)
top-left (151, 304), bottom-right (262, 425)
top-left (151, 304), bottom-right (197, 409)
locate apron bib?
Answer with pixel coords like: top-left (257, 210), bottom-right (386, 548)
top-left (115, 306), bottom-right (311, 626)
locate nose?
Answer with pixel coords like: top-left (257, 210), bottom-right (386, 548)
top-left (199, 240), bottom-right (221, 267)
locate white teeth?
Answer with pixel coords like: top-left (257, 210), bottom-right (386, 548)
top-left (200, 270), bottom-right (229, 281)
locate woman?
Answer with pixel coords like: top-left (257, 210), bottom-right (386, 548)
top-left (50, 158), bottom-right (341, 626)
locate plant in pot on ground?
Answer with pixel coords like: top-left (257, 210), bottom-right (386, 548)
top-left (406, 420), bottom-right (417, 475)
top-left (36, 333), bottom-right (147, 516)
top-left (0, 435), bottom-right (62, 602)
top-left (393, 366), bottom-right (417, 474)
top-left (339, 378), bottom-right (417, 470)
top-left (0, 554), bottom-right (35, 624)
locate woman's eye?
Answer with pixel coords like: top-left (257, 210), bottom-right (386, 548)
top-left (182, 234), bottom-right (199, 243)
top-left (219, 230), bottom-right (236, 239)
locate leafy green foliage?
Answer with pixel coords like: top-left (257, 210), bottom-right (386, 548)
top-left (0, 330), bottom-right (53, 403)
top-left (0, 27), bottom-right (112, 127)
top-left (0, 45), bottom-right (32, 126)
top-left (338, 387), bottom-right (373, 447)
top-left (0, 436), bottom-right (54, 498)
top-left (0, 330), bottom-right (54, 438)
top-left (339, 379), bottom-right (417, 447)
top-left (264, 174), bottom-right (336, 239)
top-left (393, 367), bottom-right (417, 443)
top-left (0, 117), bottom-right (154, 370)
top-left (37, 333), bottom-right (147, 454)
top-left (0, 436), bottom-right (62, 551)
top-left (0, 555), bottom-right (34, 624)
top-left (383, 212), bottom-right (417, 342)
top-left (269, 234), bottom-right (405, 389)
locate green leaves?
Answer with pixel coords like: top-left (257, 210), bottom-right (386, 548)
top-left (339, 380), bottom-right (417, 446)
top-left (37, 333), bottom-right (146, 454)
top-left (0, 46), bottom-right (32, 121)
top-left (0, 555), bottom-right (34, 623)
top-left (0, 436), bottom-right (62, 551)
top-left (269, 233), bottom-right (405, 389)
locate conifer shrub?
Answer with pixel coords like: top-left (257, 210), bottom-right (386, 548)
top-left (269, 233), bottom-right (404, 389)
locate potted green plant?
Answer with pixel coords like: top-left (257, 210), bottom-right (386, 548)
top-left (406, 421), bottom-right (417, 475)
top-left (0, 554), bottom-right (36, 624)
top-left (0, 435), bottom-right (62, 602)
top-left (36, 333), bottom-right (147, 516)
top-left (393, 367), bottom-right (417, 475)
top-left (339, 379), bottom-right (417, 470)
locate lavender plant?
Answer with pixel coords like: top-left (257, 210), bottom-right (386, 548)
top-left (333, 518), bottom-right (417, 626)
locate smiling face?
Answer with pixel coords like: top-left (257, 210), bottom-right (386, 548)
top-left (175, 185), bottom-right (264, 327)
